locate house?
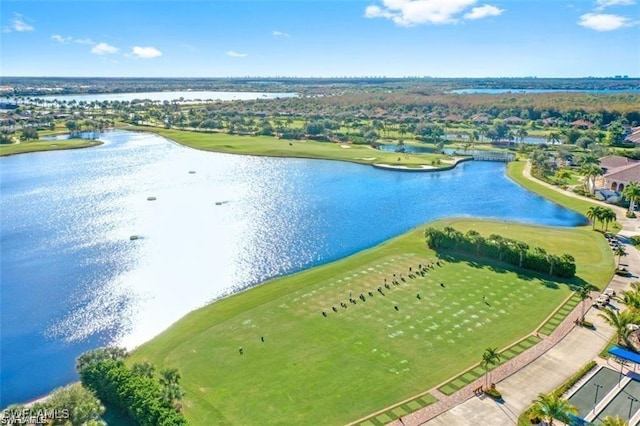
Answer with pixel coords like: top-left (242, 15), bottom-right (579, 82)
top-left (624, 126), bottom-right (640, 144)
top-left (503, 116), bottom-right (526, 125)
top-left (571, 119), bottom-right (594, 129)
top-left (471, 113), bottom-right (491, 123)
top-left (599, 155), bottom-right (640, 192)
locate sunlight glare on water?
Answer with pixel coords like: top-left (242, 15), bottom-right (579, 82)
top-left (0, 130), bottom-right (585, 406)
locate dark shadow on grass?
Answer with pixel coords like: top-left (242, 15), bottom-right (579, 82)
top-left (435, 251), bottom-right (583, 291)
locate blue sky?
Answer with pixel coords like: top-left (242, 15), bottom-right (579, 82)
top-left (1, 0), bottom-right (639, 78)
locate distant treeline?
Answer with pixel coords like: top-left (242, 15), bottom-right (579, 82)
top-left (1, 76), bottom-right (638, 96)
top-left (424, 227), bottom-right (576, 278)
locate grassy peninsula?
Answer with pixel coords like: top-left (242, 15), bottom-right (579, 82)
top-left (130, 217), bottom-right (613, 425)
top-left (136, 126), bottom-right (456, 168)
top-left (0, 139), bottom-right (102, 157)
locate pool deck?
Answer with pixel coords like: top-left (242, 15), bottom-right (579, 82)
top-left (387, 161), bottom-right (640, 426)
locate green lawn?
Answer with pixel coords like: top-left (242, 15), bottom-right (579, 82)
top-left (130, 218), bottom-right (613, 425)
top-left (136, 126), bottom-right (452, 168)
top-left (0, 139), bottom-right (101, 156)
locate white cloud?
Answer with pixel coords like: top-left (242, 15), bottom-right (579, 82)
top-left (364, 0), bottom-right (503, 26)
top-left (75, 38), bottom-right (95, 45)
top-left (131, 46), bottom-right (162, 58)
top-left (91, 42), bottom-right (119, 55)
top-left (51, 34), bottom-right (72, 43)
top-left (227, 50), bottom-right (247, 57)
top-left (596, 0), bottom-right (635, 10)
top-left (578, 12), bottom-right (632, 30)
top-left (4, 13), bottom-right (34, 32)
top-left (272, 30), bottom-right (291, 37)
top-left (464, 4), bottom-right (504, 20)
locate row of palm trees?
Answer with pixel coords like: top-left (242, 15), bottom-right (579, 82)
top-left (587, 205), bottom-right (617, 231)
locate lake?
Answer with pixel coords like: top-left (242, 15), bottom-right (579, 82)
top-left (0, 130), bottom-right (585, 407)
top-left (19, 90), bottom-right (297, 104)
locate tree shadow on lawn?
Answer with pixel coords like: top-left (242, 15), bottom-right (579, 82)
top-left (436, 251), bottom-right (589, 291)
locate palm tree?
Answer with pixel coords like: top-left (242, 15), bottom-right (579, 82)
top-left (577, 285), bottom-right (592, 322)
top-left (516, 128), bottom-right (528, 144)
top-left (159, 368), bottom-right (186, 406)
top-left (554, 169), bottom-right (571, 186)
top-left (614, 245), bottom-right (627, 268)
top-left (580, 163), bottom-right (603, 195)
top-left (466, 230), bottom-right (484, 255)
top-left (547, 132), bottom-right (561, 145)
top-left (617, 290), bottom-right (640, 311)
top-left (514, 241), bottom-right (529, 268)
top-left (547, 253), bottom-right (561, 276)
top-left (131, 361), bottom-right (155, 379)
top-left (623, 182), bottom-right (640, 213)
top-left (529, 392), bottom-right (578, 426)
top-left (598, 308), bottom-right (638, 348)
top-left (601, 414), bottom-right (629, 426)
top-left (602, 208), bottom-right (617, 232)
top-left (481, 347), bottom-right (501, 389)
top-left (586, 206), bottom-right (601, 230)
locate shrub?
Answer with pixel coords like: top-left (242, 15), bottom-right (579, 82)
top-left (626, 211), bottom-right (637, 218)
top-left (580, 320), bottom-right (594, 329)
top-left (485, 387), bottom-right (502, 400)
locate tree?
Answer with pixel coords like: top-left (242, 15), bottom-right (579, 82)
top-left (554, 169), bottom-right (571, 186)
top-left (598, 308), bottom-right (638, 348)
top-left (20, 127), bottom-right (38, 141)
top-left (614, 245), bottom-right (627, 268)
top-left (601, 415), bottom-right (629, 426)
top-left (580, 163), bottom-right (603, 195)
top-left (76, 347), bottom-right (127, 373)
top-left (547, 132), bottom-right (561, 145)
top-left (65, 119), bottom-right (79, 134)
top-left (132, 361), bottom-right (156, 379)
top-left (46, 383), bottom-right (105, 426)
top-left (481, 347), bottom-right (501, 389)
top-left (529, 392), bottom-right (578, 426)
top-left (516, 128), bottom-right (528, 144)
top-left (586, 206), bottom-right (602, 230)
top-left (602, 208), bottom-right (617, 232)
top-left (466, 230), bottom-right (484, 255)
top-left (577, 285), bottom-right (592, 321)
top-left (159, 368), bottom-right (186, 406)
top-left (514, 241), bottom-right (529, 268)
top-left (623, 182), bottom-right (640, 213)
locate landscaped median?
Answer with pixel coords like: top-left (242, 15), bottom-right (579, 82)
top-left (129, 218), bottom-right (613, 425)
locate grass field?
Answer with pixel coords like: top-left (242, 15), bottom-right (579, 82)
top-left (130, 218), bottom-right (613, 425)
top-left (0, 139), bottom-right (102, 156)
top-left (136, 126), bottom-right (453, 168)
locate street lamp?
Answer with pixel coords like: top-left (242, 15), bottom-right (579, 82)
top-left (619, 359), bottom-right (628, 386)
top-left (593, 383), bottom-right (603, 410)
top-left (628, 396), bottom-right (638, 420)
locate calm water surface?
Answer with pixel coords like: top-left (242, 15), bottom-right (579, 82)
top-left (0, 130), bottom-right (585, 406)
top-left (28, 90), bottom-right (297, 104)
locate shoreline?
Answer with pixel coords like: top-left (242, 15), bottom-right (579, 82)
top-left (131, 125), bottom-right (476, 172)
top-left (3, 142), bottom-right (603, 414)
top-left (0, 139), bottom-right (103, 157)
